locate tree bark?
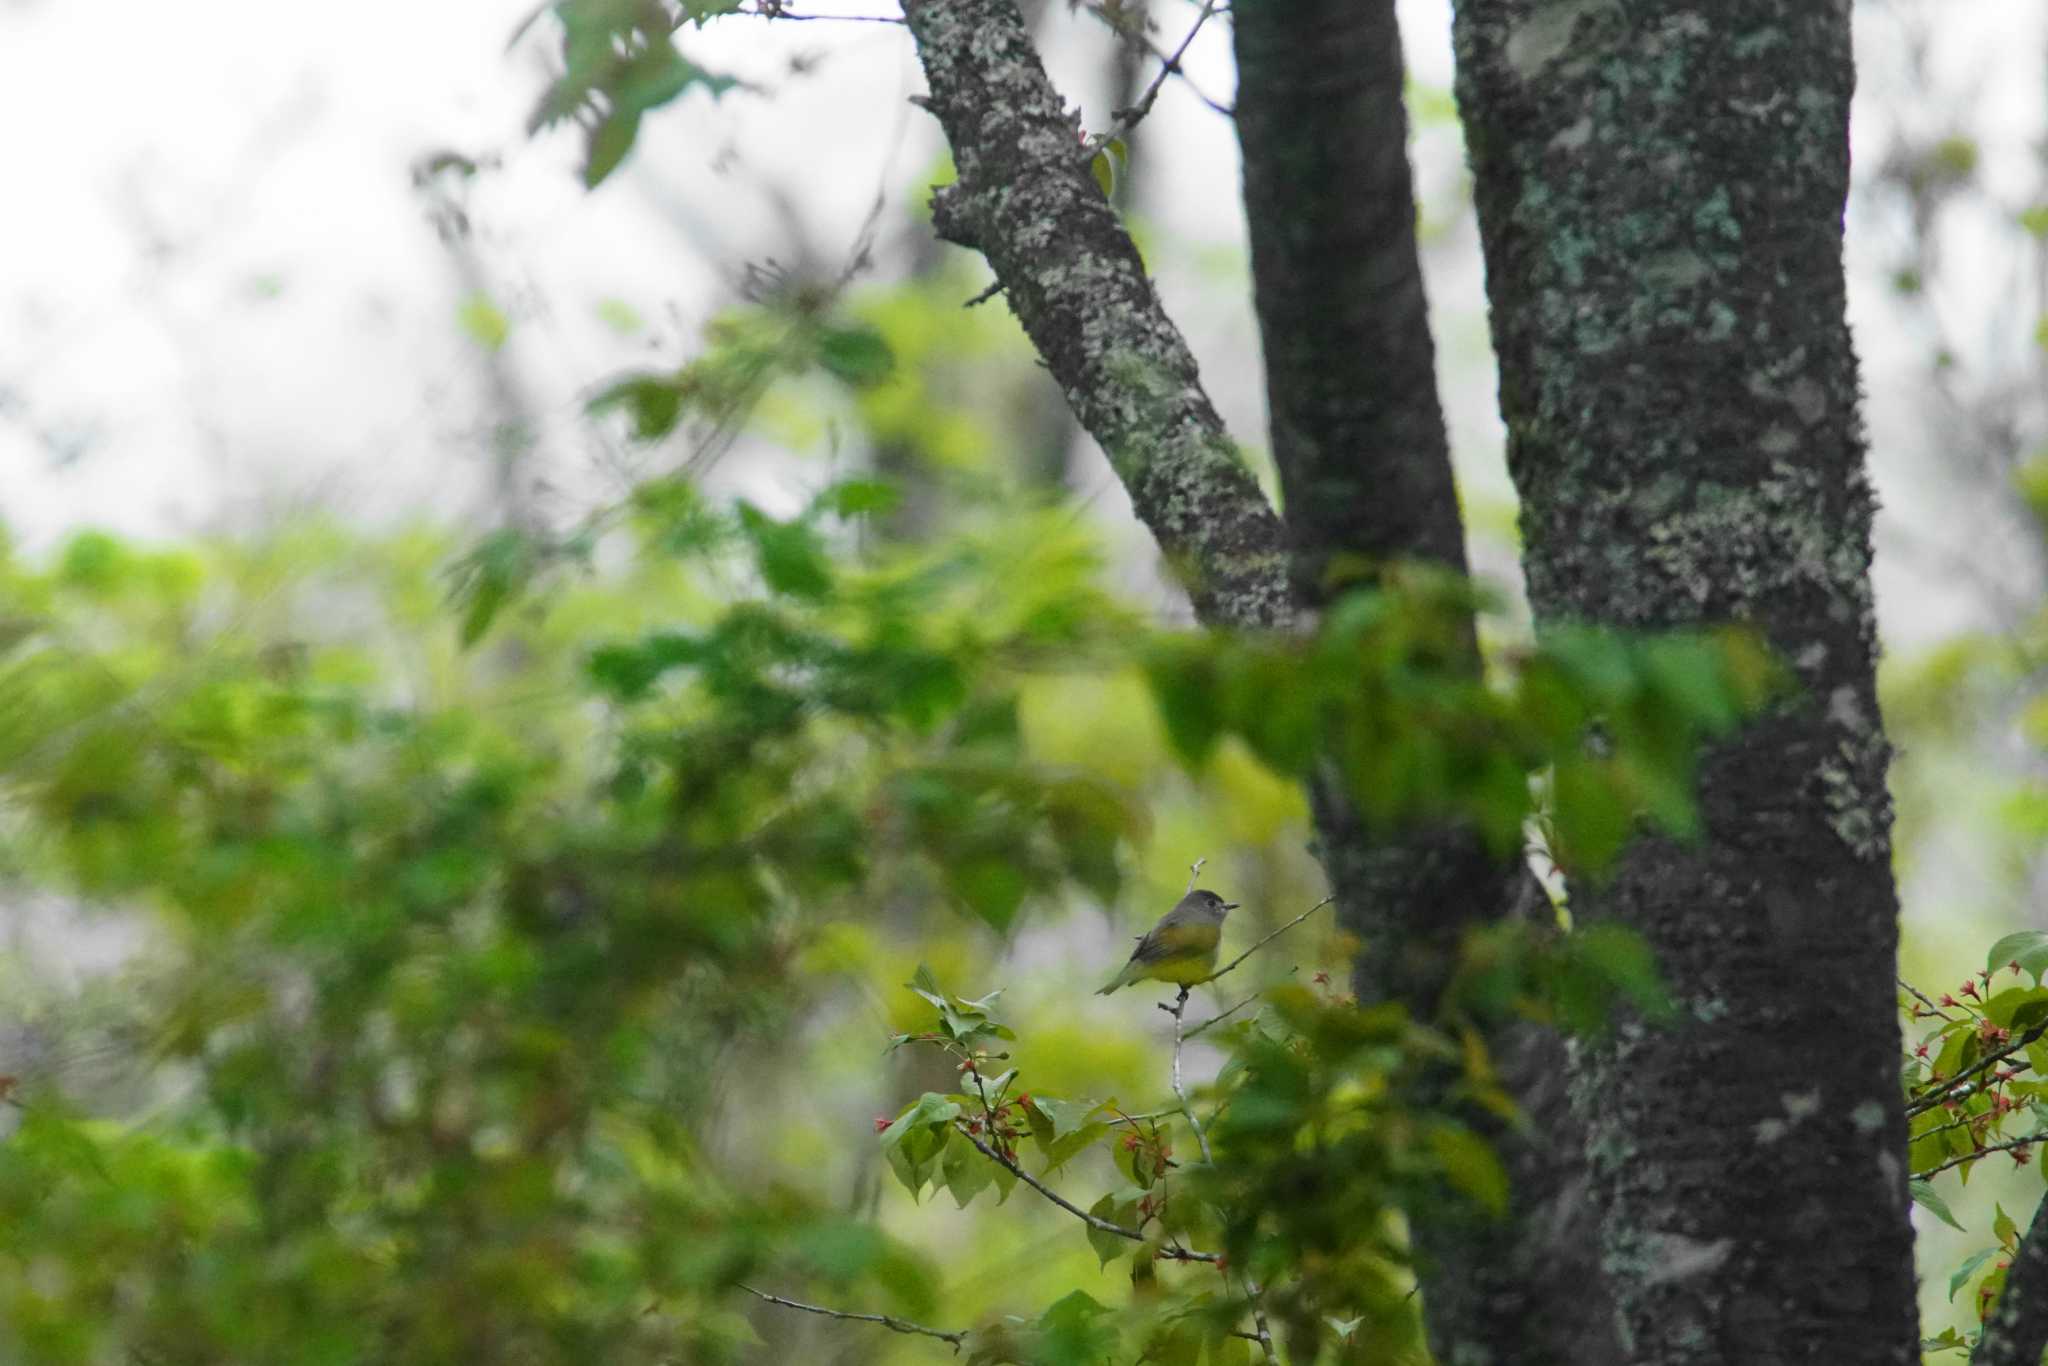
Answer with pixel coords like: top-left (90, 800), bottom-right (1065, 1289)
top-left (900, 0), bottom-right (1292, 631)
top-left (1976, 1189), bottom-right (2048, 1365)
top-left (1453, 3), bottom-right (1918, 1362)
top-left (1234, 4), bottom-right (1618, 1361)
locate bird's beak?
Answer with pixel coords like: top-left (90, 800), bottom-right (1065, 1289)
top-left (1224, 901), bottom-right (1240, 910)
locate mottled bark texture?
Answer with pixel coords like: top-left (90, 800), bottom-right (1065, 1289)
top-left (1974, 1190), bottom-right (2048, 1366)
top-left (1453, 3), bottom-right (1918, 1364)
top-left (900, 0), bottom-right (1291, 630)
top-left (1234, 5), bottom-right (1616, 1362)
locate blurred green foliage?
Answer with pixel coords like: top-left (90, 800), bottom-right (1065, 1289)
top-left (0, 126), bottom-right (1782, 1359)
top-left (0, 477), bottom-right (1765, 1362)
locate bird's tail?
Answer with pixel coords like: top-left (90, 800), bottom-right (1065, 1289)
top-left (1096, 964), bottom-right (1132, 995)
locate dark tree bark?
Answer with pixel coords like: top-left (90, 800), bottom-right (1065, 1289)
top-left (1453, 3), bottom-right (1918, 1362)
top-left (1234, 4), bottom-right (1616, 1362)
top-left (1976, 1192), bottom-right (2048, 1365)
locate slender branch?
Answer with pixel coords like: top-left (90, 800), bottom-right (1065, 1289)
top-left (1107, 1107), bottom-right (1179, 1127)
top-left (1184, 987), bottom-right (1271, 1041)
top-left (1906, 1018), bottom-right (2048, 1118)
top-left (736, 1284), bottom-right (967, 1348)
top-left (1900, 976), bottom-right (1963, 1023)
top-left (1208, 896), bottom-right (1335, 984)
top-left (1184, 856), bottom-right (1206, 896)
top-left (1163, 987), bottom-right (1213, 1165)
top-left (951, 1122), bottom-right (1220, 1262)
top-left (741, 1), bottom-right (906, 19)
top-left (1914, 1133), bottom-right (2046, 1181)
top-left (1240, 1278), bottom-right (1278, 1363)
top-left (1089, 0), bottom-right (1223, 153)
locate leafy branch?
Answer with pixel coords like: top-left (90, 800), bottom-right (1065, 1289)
top-left (949, 1121), bottom-right (1221, 1263)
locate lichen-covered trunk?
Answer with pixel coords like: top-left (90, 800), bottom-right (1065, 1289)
top-left (1234, 4), bottom-right (1616, 1361)
top-left (1451, 3), bottom-right (1918, 1362)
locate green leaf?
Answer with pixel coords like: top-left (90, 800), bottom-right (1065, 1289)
top-left (1048, 1120), bottom-right (1112, 1174)
top-left (735, 503), bottom-right (833, 599)
top-left (941, 1130), bottom-right (995, 1208)
top-left (816, 325), bottom-right (895, 387)
top-left (1950, 1245), bottom-right (2000, 1302)
top-left (1430, 1122), bottom-right (1509, 1216)
top-left (595, 297), bottom-right (643, 333)
top-left (1143, 638), bottom-right (1223, 766)
top-left (1913, 1179), bottom-right (1967, 1233)
top-left (878, 1093), bottom-right (961, 1150)
top-left (445, 527), bottom-right (539, 646)
top-left (1086, 1196), bottom-right (1131, 1267)
top-left (948, 856), bottom-right (1030, 934)
top-left (809, 479), bottom-right (901, 520)
top-left (1996, 1203), bottom-right (2019, 1248)
top-left (457, 293), bottom-right (511, 351)
top-left (590, 374), bottom-right (685, 440)
top-left (1988, 930), bottom-right (2048, 986)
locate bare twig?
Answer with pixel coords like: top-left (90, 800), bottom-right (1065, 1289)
top-left (1162, 986), bottom-right (1214, 1166)
top-left (1899, 976), bottom-right (1963, 1023)
top-left (951, 1122), bottom-right (1221, 1263)
top-left (1165, 956), bottom-right (1274, 1362)
top-left (1241, 1280), bottom-right (1277, 1362)
top-left (741, 3), bottom-right (906, 20)
top-left (1087, 0), bottom-right (1223, 154)
top-left (737, 1284), bottom-right (967, 1348)
top-left (1208, 896), bottom-right (1335, 984)
top-left (1184, 857), bottom-right (1206, 895)
top-left (1184, 987), bottom-right (1273, 1041)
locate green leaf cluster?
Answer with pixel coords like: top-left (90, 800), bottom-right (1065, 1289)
top-left (526, 0), bottom-right (738, 187)
top-left (1143, 570), bottom-right (1780, 875)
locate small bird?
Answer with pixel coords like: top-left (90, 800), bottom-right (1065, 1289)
top-left (1096, 889), bottom-right (1240, 995)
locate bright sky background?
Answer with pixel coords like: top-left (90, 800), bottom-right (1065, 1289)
top-left (0, 0), bottom-right (2041, 631)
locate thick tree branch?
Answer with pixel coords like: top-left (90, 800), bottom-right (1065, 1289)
top-left (899, 0), bottom-right (1293, 629)
top-left (1975, 1194), bottom-right (2048, 1366)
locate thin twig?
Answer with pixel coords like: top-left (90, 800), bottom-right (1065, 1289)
top-left (1208, 896), bottom-right (1335, 984)
top-left (1240, 1277), bottom-right (1278, 1363)
top-left (742, 3), bottom-right (906, 20)
top-left (1185, 856), bottom-right (1206, 895)
top-left (1164, 986), bottom-right (1213, 1165)
top-left (951, 1122), bottom-right (1221, 1262)
top-left (1913, 1132), bottom-right (2047, 1181)
top-left (1184, 988), bottom-right (1272, 1041)
top-left (737, 1284), bottom-right (967, 1347)
top-left (1107, 1107), bottom-right (1179, 1126)
top-left (1087, 0), bottom-right (1222, 154)
top-left (1899, 976), bottom-right (1963, 1023)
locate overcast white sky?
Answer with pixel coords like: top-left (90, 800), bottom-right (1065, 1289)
top-left (0, 0), bottom-right (2042, 649)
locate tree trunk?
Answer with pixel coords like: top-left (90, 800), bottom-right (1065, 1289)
top-left (1453, 3), bottom-right (1919, 1361)
top-left (1234, 4), bottom-right (1617, 1361)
